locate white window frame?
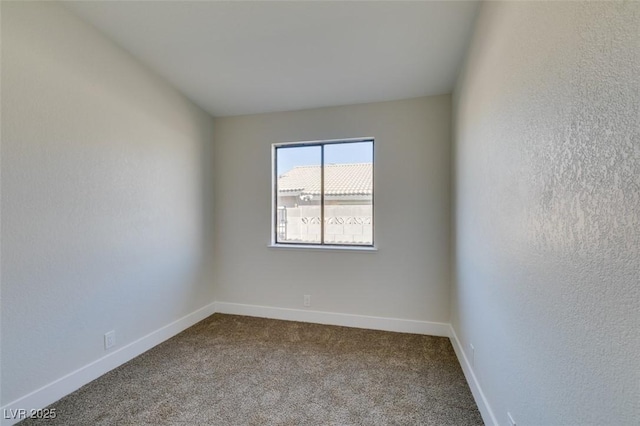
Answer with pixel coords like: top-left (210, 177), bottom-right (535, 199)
top-left (270, 137), bottom-right (376, 251)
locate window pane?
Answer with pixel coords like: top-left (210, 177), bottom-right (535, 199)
top-left (276, 146), bottom-right (321, 244)
top-left (323, 142), bottom-right (373, 245)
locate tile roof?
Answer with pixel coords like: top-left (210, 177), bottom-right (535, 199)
top-left (278, 163), bottom-right (372, 196)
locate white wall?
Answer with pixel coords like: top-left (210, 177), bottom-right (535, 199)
top-left (213, 96), bottom-right (451, 323)
top-left (1, 2), bottom-right (215, 407)
top-left (452, 2), bottom-right (639, 425)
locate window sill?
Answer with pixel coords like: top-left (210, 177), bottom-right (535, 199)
top-left (268, 243), bottom-right (378, 252)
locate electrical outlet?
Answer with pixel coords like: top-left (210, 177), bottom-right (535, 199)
top-left (507, 412), bottom-right (516, 426)
top-left (303, 295), bottom-right (311, 307)
top-left (470, 343), bottom-right (475, 367)
top-left (104, 330), bottom-right (116, 350)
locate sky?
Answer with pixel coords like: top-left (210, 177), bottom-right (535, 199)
top-left (276, 141), bottom-right (373, 175)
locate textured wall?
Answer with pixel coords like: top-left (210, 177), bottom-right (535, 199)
top-left (452, 1), bottom-right (639, 425)
top-left (1, 2), bottom-right (215, 405)
top-left (213, 96), bottom-right (452, 322)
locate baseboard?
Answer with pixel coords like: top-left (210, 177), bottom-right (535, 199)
top-left (0, 302), bottom-right (217, 426)
top-left (214, 301), bottom-right (450, 336)
top-left (449, 324), bottom-right (498, 426)
top-left (2, 302), bottom-right (487, 426)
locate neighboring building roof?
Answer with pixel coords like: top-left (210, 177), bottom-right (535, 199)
top-left (278, 163), bottom-right (372, 196)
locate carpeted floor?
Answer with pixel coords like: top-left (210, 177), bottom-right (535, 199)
top-left (20, 314), bottom-right (483, 425)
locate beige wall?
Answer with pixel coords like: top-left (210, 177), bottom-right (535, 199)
top-left (452, 2), bottom-right (640, 424)
top-left (213, 96), bottom-right (451, 321)
top-left (278, 205), bottom-right (373, 244)
top-left (1, 2), bottom-right (215, 405)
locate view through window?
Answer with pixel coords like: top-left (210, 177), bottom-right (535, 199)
top-left (274, 139), bottom-right (374, 246)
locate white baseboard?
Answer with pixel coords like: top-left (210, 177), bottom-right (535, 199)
top-left (3, 302), bottom-right (490, 426)
top-left (0, 302), bottom-right (217, 426)
top-left (214, 301), bottom-right (450, 337)
top-left (449, 324), bottom-right (498, 426)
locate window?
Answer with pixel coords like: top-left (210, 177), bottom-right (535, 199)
top-left (272, 138), bottom-right (374, 247)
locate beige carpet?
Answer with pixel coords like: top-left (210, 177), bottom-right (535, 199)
top-left (20, 314), bottom-right (482, 425)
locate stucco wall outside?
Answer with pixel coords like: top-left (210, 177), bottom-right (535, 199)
top-left (452, 2), bottom-right (639, 425)
top-left (1, 2), bottom-right (215, 405)
top-left (277, 205), bottom-right (373, 244)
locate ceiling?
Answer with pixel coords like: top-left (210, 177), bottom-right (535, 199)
top-left (65, 1), bottom-right (480, 117)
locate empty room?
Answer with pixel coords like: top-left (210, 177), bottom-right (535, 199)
top-left (1, 1), bottom-right (638, 425)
